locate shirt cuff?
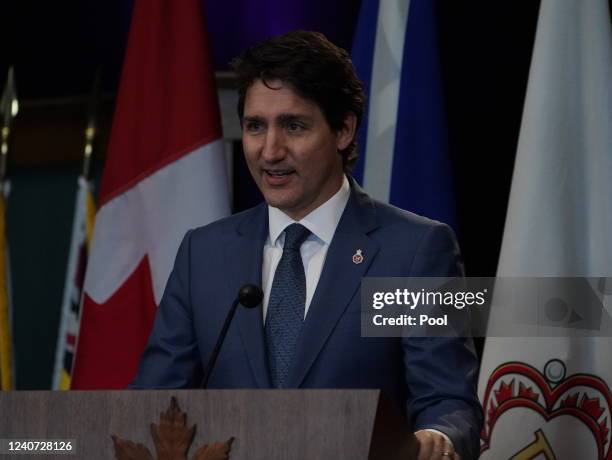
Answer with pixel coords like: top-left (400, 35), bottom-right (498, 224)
top-left (416, 429), bottom-right (454, 448)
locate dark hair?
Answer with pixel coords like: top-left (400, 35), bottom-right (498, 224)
top-left (230, 30), bottom-right (365, 170)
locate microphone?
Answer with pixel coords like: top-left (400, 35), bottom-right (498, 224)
top-left (237, 284), bottom-right (264, 308)
top-left (200, 284), bottom-right (263, 388)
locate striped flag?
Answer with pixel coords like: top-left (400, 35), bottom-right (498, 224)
top-left (52, 177), bottom-right (95, 390)
top-left (0, 182), bottom-right (12, 391)
top-left (71, 0), bottom-right (230, 389)
top-left (351, 0), bottom-right (455, 229)
top-left (478, 1), bottom-right (612, 458)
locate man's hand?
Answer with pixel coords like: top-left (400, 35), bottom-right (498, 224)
top-left (414, 430), bottom-right (460, 460)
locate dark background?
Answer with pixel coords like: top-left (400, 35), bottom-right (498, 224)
top-left (2, 0), bottom-right (543, 389)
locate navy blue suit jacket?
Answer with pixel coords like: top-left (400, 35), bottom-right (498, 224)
top-left (132, 181), bottom-right (483, 459)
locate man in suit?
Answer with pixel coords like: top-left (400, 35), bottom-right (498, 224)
top-left (132, 31), bottom-right (482, 460)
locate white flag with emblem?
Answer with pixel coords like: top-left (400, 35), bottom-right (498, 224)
top-left (478, 0), bottom-right (612, 459)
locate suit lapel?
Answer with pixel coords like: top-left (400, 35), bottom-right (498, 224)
top-left (229, 204), bottom-right (272, 388)
top-left (287, 182), bottom-right (380, 387)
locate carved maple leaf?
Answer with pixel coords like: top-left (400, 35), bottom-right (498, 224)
top-left (112, 435), bottom-right (154, 460)
top-left (111, 397), bottom-right (234, 460)
top-left (191, 438), bottom-right (234, 460)
top-left (150, 397), bottom-right (196, 460)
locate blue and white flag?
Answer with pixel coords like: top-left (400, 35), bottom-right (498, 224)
top-left (352, 0), bottom-right (456, 230)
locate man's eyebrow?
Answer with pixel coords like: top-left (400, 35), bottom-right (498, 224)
top-left (243, 115), bottom-right (264, 123)
top-left (242, 113), bottom-right (313, 124)
top-left (277, 113), bottom-right (311, 123)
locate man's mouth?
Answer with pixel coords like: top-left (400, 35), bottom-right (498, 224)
top-left (264, 169), bottom-right (294, 177)
top-left (263, 169), bottom-right (295, 185)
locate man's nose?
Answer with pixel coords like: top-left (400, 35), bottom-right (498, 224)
top-left (261, 128), bottom-right (286, 162)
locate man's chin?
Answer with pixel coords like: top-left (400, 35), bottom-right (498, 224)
top-left (261, 192), bottom-right (303, 215)
top-left (264, 197), bottom-right (296, 212)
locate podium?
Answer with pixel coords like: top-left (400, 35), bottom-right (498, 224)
top-left (0, 389), bottom-right (415, 459)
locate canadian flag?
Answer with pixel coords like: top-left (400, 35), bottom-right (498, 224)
top-left (71, 0), bottom-right (230, 389)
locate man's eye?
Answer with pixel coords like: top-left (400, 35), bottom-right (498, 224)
top-left (245, 121), bottom-right (262, 132)
top-left (287, 122), bottom-right (304, 133)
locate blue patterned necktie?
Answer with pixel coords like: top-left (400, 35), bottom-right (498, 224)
top-left (265, 223), bottom-right (311, 388)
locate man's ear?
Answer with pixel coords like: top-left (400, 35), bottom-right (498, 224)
top-left (336, 112), bottom-right (357, 151)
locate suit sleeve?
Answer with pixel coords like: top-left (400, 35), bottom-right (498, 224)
top-left (129, 230), bottom-right (203, 388)
top-left (403, 223), bottom-right (483, 459)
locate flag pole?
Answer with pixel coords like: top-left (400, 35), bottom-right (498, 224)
top-left (0, 66), bottom-right (18, 390)
top-left (1, 67), bottom-right (18, 182)
top-left (53, 70), bottom-right (101, 390)
top-left (82, 68), bottom-right (101, 181)
top-left (82, 70), bottom-right (100, 249)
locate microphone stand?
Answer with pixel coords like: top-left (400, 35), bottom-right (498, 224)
top-left (200, 284), bottom-right (262, 388)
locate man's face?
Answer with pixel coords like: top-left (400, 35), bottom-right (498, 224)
top-left (242, 79), bottom-right (354, 220)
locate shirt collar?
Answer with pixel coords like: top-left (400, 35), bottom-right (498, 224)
top-left (268, 175), bottom-right (350, 246)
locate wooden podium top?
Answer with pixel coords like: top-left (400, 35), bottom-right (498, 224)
top-left (0, 389), bottom-right (414, 460)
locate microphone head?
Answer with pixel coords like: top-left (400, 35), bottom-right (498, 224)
top-left (238, 284), bottom-right (263, 308)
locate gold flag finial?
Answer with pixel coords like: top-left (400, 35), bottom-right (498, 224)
top-left (0, 67), bottom-right (18, 182)
top-left (82, 68), bottom-right (101, 179)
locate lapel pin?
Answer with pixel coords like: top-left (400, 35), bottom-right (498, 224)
top-left (352, 249), bottom-right (364, 265)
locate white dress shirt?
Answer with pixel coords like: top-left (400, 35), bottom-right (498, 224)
top-left (262, 175), bottom-right (350, 322)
